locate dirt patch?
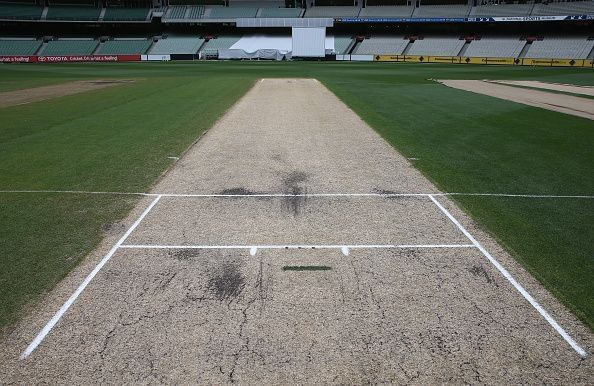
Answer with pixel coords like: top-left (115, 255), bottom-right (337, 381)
top-left (487, 80), bottom-right (594, 97)
top-left (437, 79), bottom-right (594, 120)
top-left (0, 79), bottom-right (134, 108)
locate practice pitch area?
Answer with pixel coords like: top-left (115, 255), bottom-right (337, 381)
top-left (0, 66), bottom-right (593, 383)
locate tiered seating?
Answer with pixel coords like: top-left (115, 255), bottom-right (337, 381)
top-left (103, 7), bottom-right (149, 21)
top-left (333, 36), bottom-right (353, 54)
top-left (470, 3), bottom-right (532, 17)
top-left (96, 39), bottom-right (152, 54)
top-left (187, 5), bottom-right (204, 18)
top-left (41, 40), bottom-right (98, 55)
top-left (206, 6), bottom-right (257, 18)
top-left (354, 36), bottom-right (408, 55)
top-left (407, 37), bottom-right (465, 56)
top-left (200, 35), bottom-right (242, 55)
top-left (149, 37), bottom-right (204, 54)
top-left (166, 5), bottom-right (187, 19)
top-left (0, 39), bottom-right (41, 55)
top-left (46, 5), bottom-right (101, 20)
top-left (359, 5), bottom-right (413, 17)
top-left (525, 37), bottom-right (594, 59)
top-left (412, 4), bottom-right (470, 18)
top-left (258, 7), bottom-right (302, 17)
top-left (532, 1), bottom-right (594, 16)
top-left (304, 6), bottom-right (360, 17)
top-left (0, 3), bottom-right (43, 19)
top-left (463, 37), bottom-right (525, 58)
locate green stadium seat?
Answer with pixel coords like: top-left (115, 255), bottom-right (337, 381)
top-left (41, 40), bottom-right (99, 55)
top-left (46, 5), bottom-right (101, 21)
top-left (0, 39), bottom-right (42, 55)
top-left (95, 40), bottom-right (152, 55)
top-left (103, 7), bottom-right (149, 21)
top-left (0, 3), bottom-right (43, 20)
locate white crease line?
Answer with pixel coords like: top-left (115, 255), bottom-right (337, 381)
top-left (1, 190), bottom-right (592, 199)
top-left (428, 194), bottom-right (587, 358)
top-left (157, 193), bottom-right (431, 198)
top-left (120, 244), bottom-right (476, 250)
top-left (20, 195), bottom-right (162, 360)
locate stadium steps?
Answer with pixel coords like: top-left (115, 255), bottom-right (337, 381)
top-left (41, 6), bottom-right (48, 20)
top-left (401, 39), bottom-right (412, 55)
top-left (518, 41), bottom-right (530, 58)
top-left (91, 42), bottom-right (101, 55)
top-left (458, 40), bottom-right (470, 57)
top-left (98, 8), bottom-right (106, 21)
top-left (33, 41), bottom-right (44, 55)
top-left (346, 38), bottom-right (357, 55)
top-left (588, 44), bottom-right (594, 59)
top-left (196, 39), bottom-right (207, 54)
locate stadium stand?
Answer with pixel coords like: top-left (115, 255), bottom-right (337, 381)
top-left (40, 39), bottom-right (98, 55)
top-left (531, 0), bottom-right (594, 16)
top-left (258, 7), bottom-right (302, 17)
top-left (469, 3), bottom-right (532, 17)
top-left (0, 3), bottom-right (43, 20)
top-left (353, 36), bottom-right (408, 55)
top-left (412, 4), bottom-right (470, 18)
top-left (524, 36), bottom-right (594, 59)
top-left (165, 5), bottom-right (188, 19)
top-left (406, 36), bottom-right (465, 56)
top-left (103, 7), bottom-right (149, 21)
top-left (96, 39), bottom-right (152, 54)
top-left (206, 6), bottom-right (258, 18)
top-left (187, 5), bottom-right (205, 18)
top-left (463, 37), bottom-right (526, 58)
top-left (334, 36), bottom-right (354, 54)
top-left (304, 6), bottom-right (360, 17)
top-left (359, 5), bottom-right (414, 17)
top-left (149, 37), bottom-right (204, 54)
top-left (0, 38), bottom-right (41, 55)
top-left (200, 35), bottom-right (242, 56)
top-left (45, 5), bottom-right (101, 21)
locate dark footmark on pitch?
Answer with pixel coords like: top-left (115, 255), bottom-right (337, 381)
top-left (219, 187), bottom-right (261, 196)
top-left (283, 266), bottom-right (332, 271)
top-left (169, 249), bottom-right (202, 261)
top-left (208, 262), bottom-right (245, 300)
top-left (282, 171), bottom-right (308, 216)
top-left (374, 188), bottom-right (408, 201)
top-left (469, 265), bottom-right (498, 286)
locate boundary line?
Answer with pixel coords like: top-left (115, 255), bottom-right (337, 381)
top-left (20, 195), bottom-right (162, 360)
top-left (1, 190), bottom-right (593, 199)
top-left (428, 194), bottom-right (587, 358)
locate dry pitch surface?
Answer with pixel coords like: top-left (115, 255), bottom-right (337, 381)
top-left (487, 80), bottom-right (594, 97)
top-left (0, 80), bottom-right (133, 108)
top-left (438, 79), bottom-right (594, 120)
top-left (1, 79), bottom-right (592, 383)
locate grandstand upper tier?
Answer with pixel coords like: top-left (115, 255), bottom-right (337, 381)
top-left (2, 0), bottom-right (594, 22)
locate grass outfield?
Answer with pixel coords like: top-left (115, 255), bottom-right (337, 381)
top-left (0, 62), bottom-right (592, 334)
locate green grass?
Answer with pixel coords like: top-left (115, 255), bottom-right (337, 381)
top-left (0, 61), bottom-right (592, 334)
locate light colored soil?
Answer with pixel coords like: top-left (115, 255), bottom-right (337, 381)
top-left (1, 79), bottom-right (592, 383)
top-left (488, 80), bottom-right (594, 97)
top-left (0, 80), bottom-right (134, 108)
top-left (438, 79), bottom-right (594, 120)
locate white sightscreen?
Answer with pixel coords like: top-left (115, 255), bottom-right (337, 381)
top-left (292, 27), bottom-right (326, 57)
